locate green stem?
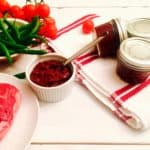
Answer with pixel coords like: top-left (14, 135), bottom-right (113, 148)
top-left (34, 0), bottom-right (37, 4)
top-left (26, 0), bottom-right (32, 4)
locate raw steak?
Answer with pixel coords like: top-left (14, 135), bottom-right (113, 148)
top-left (0, 83), bottom-right (21, 140)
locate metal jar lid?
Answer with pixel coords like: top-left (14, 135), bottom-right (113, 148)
top-left (114, 18), bottom-right (128, 42)
top-left (127, 18), bottom-right (150, 39)
top-left (118, 37), bottom-right (150, 71)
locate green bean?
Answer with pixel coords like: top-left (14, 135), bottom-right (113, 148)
top-left (19, 25), bottom-right (33, 38)
top-left (4, 18), bottom-right (20, 41)
top-left (8, 50), bottom-right (16, 55)
top-left (20, 33), bottom-right (46, 43)
top-left (0, 32), bottom-right (6, 40)
top-left (14, 72), bottom-right (26, 79)
top-left (18, 39), bottom-right (39, 46)
top-left (0, 39), bottom-right (27, 49)
top-left (18, 17), bottom-right (38, 32)
top-left (18, 23), bottom-right (31, 31)
top-left (12, 49), bottom-right (47, 55)
top-left (0, 42), bottom-right (12, 64)
top-left (0, 17), bottom-right (47, 62)
top-left (29, 17), bottom-right (40, 35)
top-left (20, 16), bottom-right (40, 38)
top-left (0, 19), bottom-right (16, 44)
top-left (0, 47), bottom-right (15, 55)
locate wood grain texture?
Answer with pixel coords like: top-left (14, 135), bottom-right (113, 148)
top-left (11, 0), bottom-right (150, 7)
top-left (29, 144), bottom-right (150, 150)
top-left (48, 0), bottom-right (150, 7)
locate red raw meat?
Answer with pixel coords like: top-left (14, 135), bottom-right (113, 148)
top-left (0, 83), bottom-right (21, 140)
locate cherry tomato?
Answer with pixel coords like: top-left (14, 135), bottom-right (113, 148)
top-left (9, 5), bottom-right (25, 19)
top-left (38, 17), bottom-right (55, 35)
top-left (38, 23), bottom-right (46, 35)
top-left (44, 17), bottom-right (55, 25)
top-left (45, 25), bottom-right (57, 39)
top-left (38, 20), bottom-right (57, 39)
top-left (0, 12), bottom-right (3, 18)
top-left (36, 3), bottom-right (50, 18)
top-left (0, 0), bottom-right (10, 13)
top-left (82, 20), bottom-right (94, 34)
top-left (22, 4), bottom-right (36, 21)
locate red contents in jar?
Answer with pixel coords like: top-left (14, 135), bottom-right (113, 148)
top-left (30, 60), bottom-right (72, 87)
top-left (117, 59), bottom-right (150, 85)
top-left (95, 20), bottom-right (120, 57)
top-left (116, 37), bottom-right (150, 84)
top-left (117, 63), bottom-right (150, 84)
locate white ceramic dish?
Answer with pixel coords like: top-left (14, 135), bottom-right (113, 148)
top-left (0, 73), bottom-right (39, 150)
top-left (26, 53), bottom-right (76, 103)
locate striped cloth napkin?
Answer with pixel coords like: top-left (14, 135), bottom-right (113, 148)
top-left (75, 52), bottom-right (150, 130)
top-left (50, 14), bottom-right (150, 130)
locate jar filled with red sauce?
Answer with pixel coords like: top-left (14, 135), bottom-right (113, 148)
top-left (30, 59), bottom-right (72, 87)
top-left (94, 18), bottom-right (128, 57)
top-left (117, 37), bottom-right (150, 84)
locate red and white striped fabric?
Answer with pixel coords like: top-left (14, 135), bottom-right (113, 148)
top-left (75, 55), bottom-right (150, 130)
top-left (50, 14), bottom-right (150, 130)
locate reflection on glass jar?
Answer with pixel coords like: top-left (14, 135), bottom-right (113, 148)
top-left (117, 37), bottom-right (150, 84)
top-left (94, 18), bottom-right (128, 57)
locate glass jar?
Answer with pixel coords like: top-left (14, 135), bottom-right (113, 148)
top-left (127, 18), bottom-right (150, 39)
top-left (117, 37), bottom-right (150, 84)
top-left (94, 18), bottom-right (128, 57)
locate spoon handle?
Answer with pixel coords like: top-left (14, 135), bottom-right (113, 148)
top-left (64, 36), bottom-right (104, 66)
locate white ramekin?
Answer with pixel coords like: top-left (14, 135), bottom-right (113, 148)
top-left (26, 53), bottom-right (76, 103)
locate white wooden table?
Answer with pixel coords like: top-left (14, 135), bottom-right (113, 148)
top-left (9, 0), bottom-right (150, 149)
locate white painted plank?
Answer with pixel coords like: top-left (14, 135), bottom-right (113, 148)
top-left (50, 7), bottom-right (150, 32)
top-left (10, 0), bottom-right (150, 7)
top-left (48, 0), bottom-right (150, 7)
top-left (29, 144), bottom-right (150, 150)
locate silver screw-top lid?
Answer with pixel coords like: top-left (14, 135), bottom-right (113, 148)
top-left (118, 37), bottom-right (150, 71)
top-left (127, 18), bottom-right (150, 39)
top-left (114, 18), bottom-right (128, 42)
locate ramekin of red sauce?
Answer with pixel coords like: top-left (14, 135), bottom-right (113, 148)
top-left (26, 53), bottom-right (76, 102)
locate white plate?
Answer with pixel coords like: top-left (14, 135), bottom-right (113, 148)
top-left (0, 73), bottom-right (39, 150)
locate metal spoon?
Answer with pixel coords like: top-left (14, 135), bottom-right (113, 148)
top-left (63, 36), bottom-right (104, 66)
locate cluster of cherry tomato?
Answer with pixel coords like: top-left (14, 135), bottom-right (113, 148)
top-left (0, 0), bottom-right (57, 39)
top-left (0, 0), bottom-right (94, 39)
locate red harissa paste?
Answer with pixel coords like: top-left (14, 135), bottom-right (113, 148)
top-left (30, 60), bottom-right (72, 87)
